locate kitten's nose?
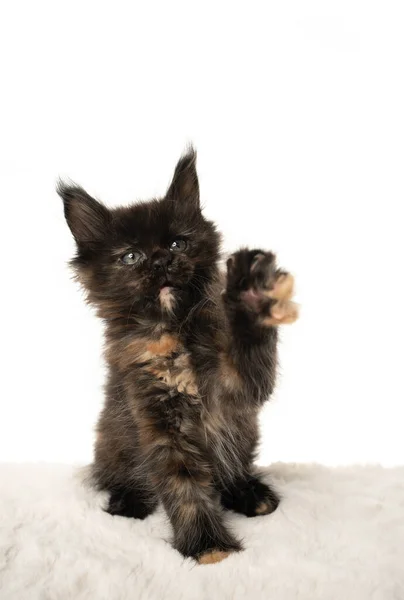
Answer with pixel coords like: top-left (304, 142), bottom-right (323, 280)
top-left (152, 250), bottom-right (172, 272)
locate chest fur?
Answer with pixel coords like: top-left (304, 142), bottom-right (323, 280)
top-left (144, 334), bottom-right (198, 397)
top-left (109, 332), bottom-right (199, 398)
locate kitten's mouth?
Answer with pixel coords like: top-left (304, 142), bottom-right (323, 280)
top-left (157, 282), bottom-right (179, 301)
top-left (159, 280), bottom-right (181, 292)
top-left (159, 285), bottom-right (173, 297)
top-left (158, 280), bottom-right (182, 311)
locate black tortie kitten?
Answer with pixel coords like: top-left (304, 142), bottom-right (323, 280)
top-left (59, 148), bottom-right (298, 565)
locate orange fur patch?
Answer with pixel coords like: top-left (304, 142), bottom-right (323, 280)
top-left (255, 502), bottom-right (271, 515)
top-left (198, 550), bottom-right (231, 565)
top-left (146, 334), bottom-right (179, 357)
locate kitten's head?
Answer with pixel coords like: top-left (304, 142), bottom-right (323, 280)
top-left (59, 148), bottom-right (221, 320)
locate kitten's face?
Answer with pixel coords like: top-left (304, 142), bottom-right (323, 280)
top-left (59, 150), bottom-right (220, 319)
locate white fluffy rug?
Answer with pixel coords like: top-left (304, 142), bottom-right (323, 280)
top-left (0, 463), bottom-right (403, 600)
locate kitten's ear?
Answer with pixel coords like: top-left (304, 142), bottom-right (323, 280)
top-left (57, 181), bottom-right (111, 245)
top-left (166, 147), bottom-right (200, 211)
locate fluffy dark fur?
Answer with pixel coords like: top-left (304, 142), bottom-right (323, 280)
top-left (58, 148), bottom-right (298, 564)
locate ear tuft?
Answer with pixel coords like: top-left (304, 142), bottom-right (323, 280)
top-left (57, 180), bottom-right (111, 245)
top-left (166, 146), bottom-right (200, 210)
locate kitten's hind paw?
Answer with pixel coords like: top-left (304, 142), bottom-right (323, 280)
top-left (106, 487), bottom-right (157, 520)
top-left (221, 476), bottom-right (280, 517)
top-left (225, 249), bottom-right (299, 326)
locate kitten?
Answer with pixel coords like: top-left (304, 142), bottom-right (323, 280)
top-left (58, 148), bottom-right (298, 565)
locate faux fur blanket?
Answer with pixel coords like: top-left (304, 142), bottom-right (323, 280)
top-left (0, 463), bottom-right (403, 599)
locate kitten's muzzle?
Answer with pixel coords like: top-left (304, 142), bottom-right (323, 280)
top-left (152, 250), bottom-right (172, 272)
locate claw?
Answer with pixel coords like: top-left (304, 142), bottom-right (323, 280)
top-left (250, 252), bottom-right (267, 273)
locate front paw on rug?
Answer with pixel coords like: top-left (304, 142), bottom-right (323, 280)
top-left (197, 550), bottom-right (232, 565)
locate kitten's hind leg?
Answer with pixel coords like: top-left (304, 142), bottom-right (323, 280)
top-left (106, 486), bottom-right (158, 520)
top-left (221, 474), bottom-right (279, 517)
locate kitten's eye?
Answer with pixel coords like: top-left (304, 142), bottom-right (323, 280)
top-left (121, 251), bottom-right (142, 265)
top-left (170, 239), bottom-right (187, 252)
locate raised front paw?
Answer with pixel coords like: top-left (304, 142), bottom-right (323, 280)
top-left (225, 249), bottom-right (299, 326)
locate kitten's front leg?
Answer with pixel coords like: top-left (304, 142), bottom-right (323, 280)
top-left (137, 404), bottom-right (242, 564)
top-left (222, 248), bottom-right (298, 402)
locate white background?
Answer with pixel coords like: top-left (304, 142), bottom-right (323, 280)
top-left (1, 1), bottom-right (403, 466)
